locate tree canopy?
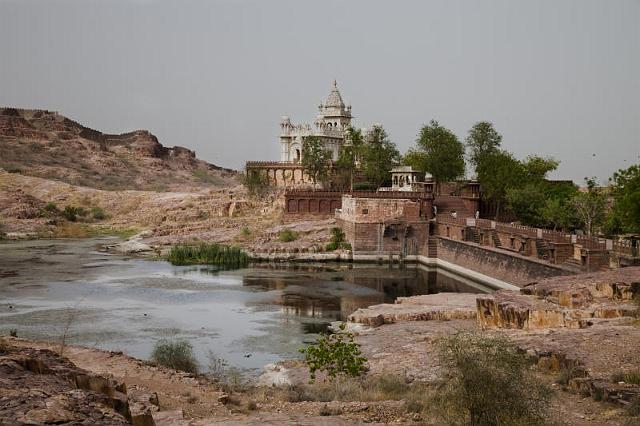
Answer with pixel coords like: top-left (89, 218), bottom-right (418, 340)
top-left (301, 136), bottom-right (332, 185)
top-left (335, 126), bottom-right (365, 191)
top-left (608, 164), bottom-right (640, 234)
top-left (360, 125), bottom-right (400, 188)
top-left (407, 120), bottom-right (465, 182)
top-left (465, 121), bottom-right (502, 173)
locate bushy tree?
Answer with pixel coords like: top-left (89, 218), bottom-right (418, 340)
top-left (335, 126), bottom-right (365, 191)
top-left (435, 332), bottom-right (550, 426)
top-left (521, 155), bottom-right (560, 181)
top-left (477, 150), bottom-right (524, 219)
top-left (360, 125), bottom-right (400, 188)
top-left (506, 184), bottom-right (546, 226)
top-left (466, 121), bottom-right (502, 173)
top-left (408, 120), bottom-right (465, 182)
top-left (301, 136), bottom-right (332, 186)
top-left (505, 156), bottom-right (562, 226)
top-left (609, 164), bottom-right (640, 233)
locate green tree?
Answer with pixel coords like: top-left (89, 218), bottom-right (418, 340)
top-left (476, 150), bottom-right (524, 219)
top-left (360, 125), bottom-right (400, 188)
top-left (409, 120), bottom-right (465, 182)
top-left (465, 121), bottom-right (502, 173)
top-left (521, 155), bottom-right (560, 181)
top-left (506, 184), bottom-right (546, 226)
top-left (540, 198), bottom-right (570, 231)
top-left (301, 136), bottom-right (332, 186)
top-left (335, 126), bottom-right (365, 191)
top-left (609, 164), bottom-right (640, 233)
top-left (505, 156), bottom-right (561, 226)
top-left (571, 177), bottom-right (606, 236)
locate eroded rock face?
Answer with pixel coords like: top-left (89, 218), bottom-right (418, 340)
top-left (477, 267), bottom-right (640, 330)
top-left (0, 343), bottom-right (154, 425)
top-left (348, 293), bottom-right (478, 326)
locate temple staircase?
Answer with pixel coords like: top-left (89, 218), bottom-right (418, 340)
top-left (535, 239), bottom-right (551, 261)
top-left (490, 230), bottom-right (502, 248)
top-left (427, 237), bottom-right (438, 258)
top-left (465, 227), bottom-right (481, 244)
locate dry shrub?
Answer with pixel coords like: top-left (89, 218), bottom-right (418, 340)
top-left (433, 332), bottom-right (551, 426)
top-left (151, 338), bottom-right (198, 374)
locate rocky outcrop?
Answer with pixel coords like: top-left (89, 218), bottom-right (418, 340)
top-left (348, 293), bottom-right (478, 326)
top-left (0, 107), bottom-right (237, 191)
top-left (0, 342), bottom-right (157, 425)
top-left (477, 267), bottom-right (640, 330)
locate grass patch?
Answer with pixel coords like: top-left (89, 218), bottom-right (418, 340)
top-left (91, 207), bottom-right (106, 220)
top-left (167, 243), bottom-right (249, 269)
top-left (612, 370), bottom-right (640, 385)
top-left (278, 229), bottom-right (299, 242)
top-left (90, 227), bottom-right (139, 239)
top-left (194, 168), bottom-right (223, 186)
top-left (151, 338), bottom-right (198, 374)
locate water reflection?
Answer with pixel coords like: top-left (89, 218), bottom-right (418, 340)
top-left (243, 264), bottom-right (484, 321)
top-left (0, 239), bottom-right (489, 373)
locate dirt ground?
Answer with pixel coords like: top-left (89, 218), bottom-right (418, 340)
top-left (0, 170), bottom-right (336, 254)
top-left (6, 315), bottom-right (638, 426)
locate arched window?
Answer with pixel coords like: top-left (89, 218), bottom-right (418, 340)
top-left (295, 148), bottom-right (301, 162)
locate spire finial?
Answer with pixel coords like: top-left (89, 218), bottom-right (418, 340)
top-left (333, 79), bottom-right (337, 88)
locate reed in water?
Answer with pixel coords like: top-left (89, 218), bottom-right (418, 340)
top-left (167, 243), bottom-right (249, 269)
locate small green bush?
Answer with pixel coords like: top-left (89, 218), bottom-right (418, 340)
top-left (353, 182), bottom-right (378, 191)
top-left (326, 227), bottom-right (351, 251)
top-left (91, 207), bottom-right (106, 220)
top-left (326, 241), bottom-right (339, 251)
top-left (151, 338), bottom-right (198, 374)
top-left (241, 227), bottom-right (251, 237)
top-left (278, 229), bottom-right (299, 242)
top-left (62, 206), bottom-right (78, 222)
top-left (44, 202), bottom-right (59, 213)
top-left (299, 323), bottom-right (368, 381)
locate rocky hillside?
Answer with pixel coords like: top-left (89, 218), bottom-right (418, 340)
top-left (0, 107), bottom-right (238, 191)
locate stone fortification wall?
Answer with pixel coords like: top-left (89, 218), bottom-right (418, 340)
top-left (437, 237), bottom-right (574, 287)
top-left (284, 190), bottom-right (342, 221)
top-left (337, 194), bottom-right (431, 255)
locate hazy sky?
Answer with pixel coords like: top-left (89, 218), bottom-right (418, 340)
top-left (1, 0), bottom-right (638, 183)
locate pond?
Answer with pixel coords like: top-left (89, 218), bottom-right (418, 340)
top-left (0, 238), bottom-right (490, 374)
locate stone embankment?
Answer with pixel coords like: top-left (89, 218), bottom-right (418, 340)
top-left (348, 293), bottom-right (478, 326)
top-left (477, 267), bottom-right (640, 330)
